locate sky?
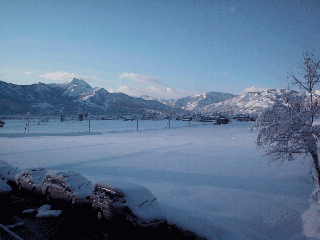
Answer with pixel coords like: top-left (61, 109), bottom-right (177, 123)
top-left (1, 0), bottom-right (320, 99)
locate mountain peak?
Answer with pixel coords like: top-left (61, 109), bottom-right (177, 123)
top-left (61, 78), bottom-right (92, 97)
top-left (62, 78), bottom-right (92, 89)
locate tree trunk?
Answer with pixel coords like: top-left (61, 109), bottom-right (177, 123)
top-left (310, 149), bottom-right (320, 187)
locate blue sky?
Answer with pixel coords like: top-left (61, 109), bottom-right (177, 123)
top-left (1, 0), bottom-right (319, 99)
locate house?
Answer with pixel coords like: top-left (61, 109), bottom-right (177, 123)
top-left (233, 115), bottom-right (256, 122)
top-left (216, 117), bottom-right (229, 124)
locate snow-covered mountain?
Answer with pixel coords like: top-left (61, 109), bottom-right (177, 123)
top-left (201, 89), bottom-right (306, 116)
top-left (0, 78), bottom-right (311, 118)
top-left (139, 95), bottom-right (176, 107)
top-left (172, 92), bottom-right (237, 111)
top-left (61, 78), bottom-right (93, 98)
top-left (0, 79), bottom-right (179, 117)
top-left (140, 92), bottom-right (236, 111)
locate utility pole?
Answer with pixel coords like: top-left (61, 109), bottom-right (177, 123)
top-left (24, 112), bottom-right (30, 134)
top-left (89, 114), bottom-right (91, 133)
top-left (27, 114), bottom-right (29, 133)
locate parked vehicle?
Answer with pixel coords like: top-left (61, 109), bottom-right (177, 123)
top-left (92, 179), bottom-right (166, 227)
top-left (42, 171), bottom-right (93, 206)
top-left (15, 168), bottom-right (48, 194)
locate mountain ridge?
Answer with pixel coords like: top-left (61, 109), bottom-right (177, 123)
top-left (0, 79), bottom-right (180, 117)
top-left (201, 89), bottom-right (307, 115)
top-left (0, 79), bottom-right (310, 118)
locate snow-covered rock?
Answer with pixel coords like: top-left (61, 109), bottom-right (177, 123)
top-left (0, 178), bottom-right (12, 194)
top-left (42, 171), bottom-right (93, 203)
top-left (0, 160), bottom-right (20, 183)
top-left (94, 179), bottom-right (165, 224)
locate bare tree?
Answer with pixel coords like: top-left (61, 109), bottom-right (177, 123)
top-left (253, 51), bottom-right (320, 186)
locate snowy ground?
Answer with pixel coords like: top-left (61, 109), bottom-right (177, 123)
top-left (0, 119), bottom-right (316, 240)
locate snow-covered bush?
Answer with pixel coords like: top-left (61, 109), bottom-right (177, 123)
top-left (302, 203), bottom-right (320, 239)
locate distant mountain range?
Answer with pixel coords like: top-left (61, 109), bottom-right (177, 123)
top-left (201, 89), bottom-right (306, 115)
top-left (0, 78), bottom-right (308, 118)
top-left (140, 92), bottom-right (236, 111)
top-left (0, 79), bottom-right (179, 117)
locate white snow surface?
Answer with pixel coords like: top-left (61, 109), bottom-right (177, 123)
top-left (36, 210), bottom-right (62, 218)
top-left (6, 222), bottom-right (24, 229)
top-left (0, 120), bottom-right (316, 240)
top-left (22, 209), bottom-right (36, 214)
top-left (36, 204), bottom-right (62, 218)
top-left (38, 204), bottom-right (52, 212)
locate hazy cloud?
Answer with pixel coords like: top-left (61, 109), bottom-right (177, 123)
top-left (38, 72), bottom-right (97, 84)
top-left (117, 73), bottom-right (198, 99)
top-left (116, 85), bottom-right (146, 97)
top-left (120, 72), bottom-right (165, 86)
top-left (23, 72), bottom-right (31, 75)
top-left (229, 7), bottom-right (236, 12)
top-left (147, 85), bottom-right (195, 99)
top-left (149, 85), bottom-right (167, 93)
top-left (39, 72), bottom-right (76, 81)
top-left (213, 71), bottom-right (228, 76)
top-left (244, 86), bottom-right (269, 93)
top-left (115, 84), bottom-right (195, 99)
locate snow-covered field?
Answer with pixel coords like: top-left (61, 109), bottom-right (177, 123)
top-left (0, 119), bottom-right (315, 239)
